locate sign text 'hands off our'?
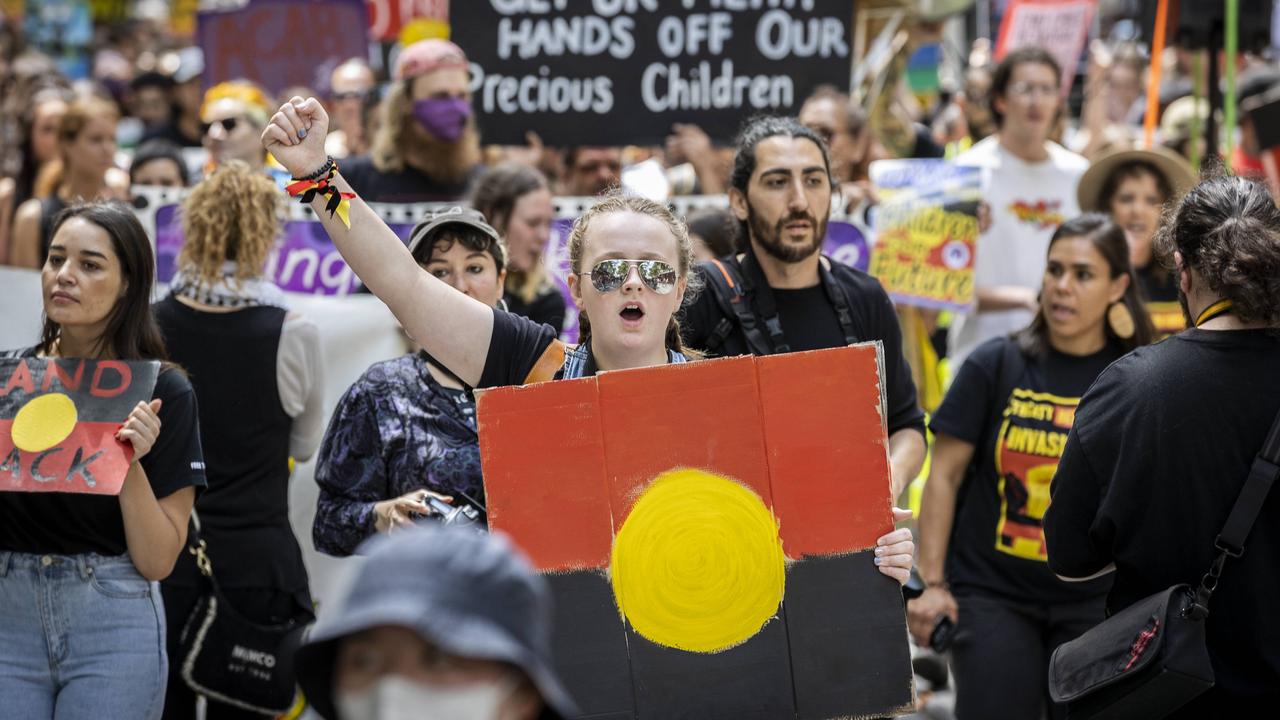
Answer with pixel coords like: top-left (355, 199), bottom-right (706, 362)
top-left (453, 0), bottom-right (854, 146)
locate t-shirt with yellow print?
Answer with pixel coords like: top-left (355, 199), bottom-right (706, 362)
top-left (930, 335), bottom-right (1115, 603)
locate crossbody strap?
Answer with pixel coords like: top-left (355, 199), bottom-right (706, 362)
top-left (1189, 402), bottom-right (1280, 618)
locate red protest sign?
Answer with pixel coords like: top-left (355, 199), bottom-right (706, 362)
top-left (478, 345), bottom-right (913, 719)
top-left (367, 0), bottom-right (449, 43)
top-left (0, 358), bottom-right (159, 496)
top-left (995, 0), bottom-right (1096, 95)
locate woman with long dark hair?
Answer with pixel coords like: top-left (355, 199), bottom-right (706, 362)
top-left (909, 214), bottom-right (1154, 719)
top-left (0, 203), bottom-right (206, 718)
top-left (1048, 176), bottom-right (1280, 717)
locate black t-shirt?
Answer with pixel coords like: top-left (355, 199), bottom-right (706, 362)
top-left (1046, 329), bottom-right (1280, 705)
top-left (930, 336), bottom-right (1117, 603)
top-left (0, 352), bottom-right (207, 556)
top-left (772, 285), bottom-right (845, 352)
top-left (504, 285), bottom-right (567, 336)
top-left (1136, 263), bottom-right (1186, 337)
top-left (340, 155), bottom-right (477, 203)
top-left (478, 308), bottom-right (562, 389)
top-left (681, 259), bottom-right (926, 437)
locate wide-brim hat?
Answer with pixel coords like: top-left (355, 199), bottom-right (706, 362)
top-left (1078, 145), bottom-right (1197, 213)
top-left (293, 527), bottom-right (578, 720)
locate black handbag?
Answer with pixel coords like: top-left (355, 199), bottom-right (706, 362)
top-left (1048, 405), bottom-right (1280, 719)
top-left (177, 520), bottom-right (314, 716)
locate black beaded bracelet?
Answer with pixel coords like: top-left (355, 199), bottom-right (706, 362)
top-left (296, 155), bottom-right (336, 182)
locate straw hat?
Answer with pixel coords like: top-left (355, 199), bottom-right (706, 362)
top-left (1077, 145), bottom-right (1197, 213)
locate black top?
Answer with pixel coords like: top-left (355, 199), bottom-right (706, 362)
top-left (0, 349), bottom-right (206, 556)
top-left (340, 155), bottom-right (477, 203)
top-left (1136, 263), bottom-right (1186, 337)
top-left (1046, 329), bottom-right (1280, 708)
top-left (505, 284), bottom-right (567, 336)
top-left (38, 194), bottom-right (69, 267)
top-left (681, 258), bottom-right (926, 438)
top-left (154, 296), bottom-right (307, 591)
top-left (930, 336), bottom-right (1117, 603)
top-left (478, 308), bottom-right (561, 389)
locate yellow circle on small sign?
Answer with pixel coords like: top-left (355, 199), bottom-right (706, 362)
top-left (11, 393), bottom-right (78, 453)
top-left (399, 18), bottom-right (450, 47)
top-left (610, 468), bottom-right (785, 654)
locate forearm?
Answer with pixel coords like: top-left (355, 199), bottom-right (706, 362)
top-left (118, 463), bottom-right (192, 580)
top-left (313, 491), bottom-right (377, 557)
top-left (888, 428), bottom-right (926, 499)
top-left (916, 470), bottom-right (961, 586)
top-left (975, 285), bottom-right (1038, 314)
top-left (303, 171), bottom-right (494, 384)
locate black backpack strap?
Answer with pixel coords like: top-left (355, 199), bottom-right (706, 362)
top-left (739, 249), bottom-right (790, 354)
top-left (1190, 400), bottom-right (1280, 618)
top-left (818, 257), bottom-right (865, 346)
top-left (703, 257), bottom-right (774, 356)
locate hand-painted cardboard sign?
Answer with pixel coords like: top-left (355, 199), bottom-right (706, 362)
top-left (869, 159), bottom-right (981, 311)
top-left (478, 345), bottom-right (915, 719)
top-left (995, 0), bottom-right (1095, 96)
top-left (0, 358), bottom-right (159, 496)
top-left (197, 0), bottom-right (368, 95)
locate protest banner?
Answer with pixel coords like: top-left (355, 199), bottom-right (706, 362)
top-left (1, 358), bottom-right (160, 496)
top-left (451, 1), bottom-right (855, 145)
top-left (995, 0), bottom-right (1094, 95)
top-left (197, 0), bottom-right (368, 94)
top-left (478, 344), bottom-right (914, 719)
top-left (868, 159), bottom-right (980, 311)
top-left (367, 0), bottom-right (449, 44)
top-left (133, 188), bottom-right (870, 342)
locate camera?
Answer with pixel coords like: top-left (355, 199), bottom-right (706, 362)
top-left (425, 495), bottom-right (484, 529)
top-left (930, 616), bottom-right (956, 653)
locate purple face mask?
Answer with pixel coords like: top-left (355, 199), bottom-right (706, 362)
top-left (412, 97), bottom-right (471, 143)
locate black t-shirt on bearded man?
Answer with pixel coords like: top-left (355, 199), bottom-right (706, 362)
top-left (930, 335), bottom-right (1117, 604)
top-left (0, 348), bottom-right (206, 556)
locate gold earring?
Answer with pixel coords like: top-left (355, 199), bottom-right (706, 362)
top-left (1108, 302), bottom-right (1135, 340)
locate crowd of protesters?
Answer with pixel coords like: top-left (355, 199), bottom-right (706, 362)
top-left (1, 5), bottom-right (1279, 720)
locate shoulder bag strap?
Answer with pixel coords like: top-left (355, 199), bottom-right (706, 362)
top-left (817, 257), bottom-right (863, 346)
top-left (738, 248), bottom-right (790, 354)
top-left (1189, 401), bottom-right (1280, 618)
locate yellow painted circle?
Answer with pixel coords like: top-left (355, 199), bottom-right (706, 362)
top-left (610, 468), bottom-right (785, 654)
top-left (11, 393), bottom-right (78, 453)
top-left (399, 18), bottom-right (450, 47)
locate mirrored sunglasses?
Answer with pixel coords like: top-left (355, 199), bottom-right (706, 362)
top-left (587, 259), bottom-right (677, 295)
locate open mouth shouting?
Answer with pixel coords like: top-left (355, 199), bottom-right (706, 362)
top-left (620, 301), bottom-right (646, 327)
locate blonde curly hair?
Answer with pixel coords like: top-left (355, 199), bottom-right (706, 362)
top-left (178, 160), bottom-right (283, 288)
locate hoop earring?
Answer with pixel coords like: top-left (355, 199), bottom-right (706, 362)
top-left (1107, 302), bottom-right (1135, 340)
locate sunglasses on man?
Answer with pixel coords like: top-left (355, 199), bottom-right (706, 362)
top-left (584, 259), bottom-right (678, 295)
top-left (200, 117), bottom-right (242, 136)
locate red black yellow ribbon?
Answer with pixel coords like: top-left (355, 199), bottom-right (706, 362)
top-left (286, 174), bottom-right (355, 228)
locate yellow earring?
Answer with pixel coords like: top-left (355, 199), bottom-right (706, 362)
top-left (1108, 302), bottom-right (1135, 340)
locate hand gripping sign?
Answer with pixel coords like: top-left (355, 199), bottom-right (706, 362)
top-left (1, 358), bottom-right (159, 495)
top-left (477, 344), bottom-right (915, 719)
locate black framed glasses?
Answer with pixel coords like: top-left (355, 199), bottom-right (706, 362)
top-left (200, 117), bottom-right (241, 136)
top-left (586, 259), bottom-right (677, 295)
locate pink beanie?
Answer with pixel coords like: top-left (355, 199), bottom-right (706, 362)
top-left (394, 39), bottom-right (468, 82)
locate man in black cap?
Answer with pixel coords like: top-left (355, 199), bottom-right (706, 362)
top-left (679, 116), bottom-right (926, 498)
top-left (295, 525), bottom-right (577, 720)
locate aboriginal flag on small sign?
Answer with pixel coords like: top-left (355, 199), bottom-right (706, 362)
top-left (0, 358), bottom-right (159, 496)
top-left (478, 344), bottom-right (916, 720)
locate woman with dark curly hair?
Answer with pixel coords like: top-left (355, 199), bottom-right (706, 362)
top-left (153, 160), bottom-right (325, 719)
top-left (1047, 175), bottom-right (1280, 718)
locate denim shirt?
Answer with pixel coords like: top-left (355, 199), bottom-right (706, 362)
top-left (313, 353), bottom-right (481, 556)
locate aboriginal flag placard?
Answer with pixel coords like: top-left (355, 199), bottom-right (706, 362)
top-left (478, 344), bottom-right (915, 719)
top-left (0, 358), bottom-right (159, 496)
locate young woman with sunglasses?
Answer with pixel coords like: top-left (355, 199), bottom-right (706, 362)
top-left (262, 98), bottom-right (915, 582)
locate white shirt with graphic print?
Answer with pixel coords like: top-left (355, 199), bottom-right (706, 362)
top-left (949, 135), bottom-right (1088, 365)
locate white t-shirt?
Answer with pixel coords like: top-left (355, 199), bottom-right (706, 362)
top-left (949, 136), bottom-right (1088, 364)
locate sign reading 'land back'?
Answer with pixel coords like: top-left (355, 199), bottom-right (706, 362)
top-left (452, 0), bottom-right (855, 146)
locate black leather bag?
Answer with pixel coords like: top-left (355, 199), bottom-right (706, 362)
top-left (1048, 407), bottom-right (1280, 719)
top-left (177, 527), bottom-right (313, 716)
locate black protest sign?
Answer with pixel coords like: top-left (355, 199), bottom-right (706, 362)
top-left (1, 358), bottom-right (160, 496)
top-left (452, 0), bottom-right (855, 146)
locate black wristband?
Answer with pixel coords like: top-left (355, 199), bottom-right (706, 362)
top-left (296, 156), bottom-right (336, 182)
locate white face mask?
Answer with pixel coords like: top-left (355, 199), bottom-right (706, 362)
top-left (335, 673), bottom-right (519, 720)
